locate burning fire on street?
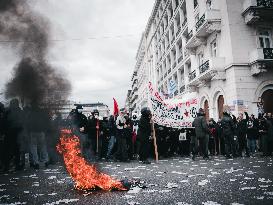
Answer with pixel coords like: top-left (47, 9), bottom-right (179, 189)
top-left (56, 129), bottom-right (127, 192)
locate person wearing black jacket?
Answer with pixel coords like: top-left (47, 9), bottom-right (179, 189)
top-left (246, 114), bottom-right (258, 156)
top-left (2, 99), bottom-right (24, 171)
top-left (138, 107), bottom-right (152, 164)
top-left (27, 103), bottom-right (50, 169)
top-left (192, 108), bottom-right (210, 160)
top-left (0, 102), bottom-right (5, 170)
top-left (106, 115), bottom-right (116, 159)
top-left (220, 110), bottom-right (235, 159)
top-left (86, 109), bottom-right (102, 160)
top-left (237, 113), bottom-right (249, 157)
top-left (70, 105), bottom-right (89, 160)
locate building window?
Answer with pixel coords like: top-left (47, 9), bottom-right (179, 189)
top-left (258, 29), bottom-right (272, 48)
top-left (194, 0), bottom-right (198, 9)
top-left (210, 39), bottom-right (217, 57)
top-left (195, 13), bottom-right (200, 24)
top-left (198, 52), bottom-right (204, 66)
top-left (206, 0), bottom-right (212, 9)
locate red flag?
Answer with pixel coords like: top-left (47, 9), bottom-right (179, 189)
top-left (113, 98), bottom-right (119, 117)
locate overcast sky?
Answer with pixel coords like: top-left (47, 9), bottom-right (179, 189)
top-left (0, 0), bottom-right (154, 109)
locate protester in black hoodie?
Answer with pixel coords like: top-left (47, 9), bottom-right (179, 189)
top-left (138, 107), bottom-right (152, 164)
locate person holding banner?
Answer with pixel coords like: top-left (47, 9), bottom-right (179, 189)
top-left (138, 107), bottom-right (152, 164)
top-left (192, 108), bottom-right (210, 160)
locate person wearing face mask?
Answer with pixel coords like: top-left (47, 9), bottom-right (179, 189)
top-left (114, 109), bottom-right (129, 162)
top-left (138, 107), bottom-right (152, 164)
top-left (70, 105), bottom-right (89, 160)
top-left (87, 109), bottom-right (102, 160)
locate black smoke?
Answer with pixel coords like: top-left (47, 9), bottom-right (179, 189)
top-left (0, 0), bottom-right (71, 107)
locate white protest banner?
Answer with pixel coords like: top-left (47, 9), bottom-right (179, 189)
top-left (148, 82), bottom-right (198, 128)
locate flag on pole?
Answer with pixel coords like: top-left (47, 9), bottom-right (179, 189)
top-left (113, 98), bottom-right (119, 117)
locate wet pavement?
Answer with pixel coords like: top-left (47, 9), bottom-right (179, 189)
top-left (0, 155), bottom-right (273, 205)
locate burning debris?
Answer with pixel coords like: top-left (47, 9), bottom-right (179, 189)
top-left (0, 0), bottom-right (71, 106)
top-left (56, 129), bottom-right (128, 191)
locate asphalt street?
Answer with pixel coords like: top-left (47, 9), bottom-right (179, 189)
top-left (0, 155), bottom-right (273, 205)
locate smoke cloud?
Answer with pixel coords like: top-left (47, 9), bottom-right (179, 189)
top-left (0, 0), bottom-right (71, 107)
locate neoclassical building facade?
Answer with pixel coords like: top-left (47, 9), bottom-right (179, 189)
top-left (130, 0), bottom-right (273, 119)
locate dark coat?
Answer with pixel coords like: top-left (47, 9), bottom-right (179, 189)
top-left (192, 115), bottom-right (209, 138)
top-left (220, 114), bottom-right (235, 136)
top-left (138, 116), bottom-right (151, 140)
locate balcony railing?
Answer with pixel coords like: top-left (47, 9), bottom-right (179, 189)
top-left (189, 70), bottom-right (196, 81)
top-left (182, 18), bottom-right (187, 28)
top-left (257, 0), bottom-right (273, 7)
top-left (264, 48), bottom-right (273, 59)
top-left (178, 54), bottom-right (183, 63)
top-left (199, 60), bottom-right (210, 74)
top-left (180, 85), bottom-right (185, 93)
top-left (172, 62), bottom-right (177, 69)
top-left (176, 25), bottom-right (181, 36)
top-left (196, 14), bottom-right (206, 31)
top-left (186, 30), bottom-right (193, 43)
top-left (171, 36), bottom-right (175, 44)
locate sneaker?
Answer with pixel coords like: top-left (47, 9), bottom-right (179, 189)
top-left (142, 160), bottom-right (151, 164)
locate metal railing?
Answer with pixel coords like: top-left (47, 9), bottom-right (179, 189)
top-left (182, 18), bottom-right (187, 28)
top-left (178, 55), bottom-right (183, 63)
top-left (257, 0), bottom-right (273, 7)
top-left (186, 30), bottom-right (193, 43)
top-left (176, 25), bottom-right (181, 36)
top-left (199, 60), bottom-right (210, 74)
top-left (180, 85), bottom-right (185, 93)
top-left (189, 70), bottom-right (196, 81)
top-left (263, 48), bottom-right (273, 59)
top-left (196, 13), bottom-right (206, 31)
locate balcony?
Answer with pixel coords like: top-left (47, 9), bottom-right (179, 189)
top-left (179, 85), bottom-right (185, 93)
top-left (188, 57), bottom-right (226, 86)
top-left (242, 0), bottom-right (273, 24)
top-left (186, 9), bottom-right (221, 50)
top-left (172, 61), bottom-right (177, 69)
top-left (249, 48), bottom-right (273, 75)
top-left (176, 25), bottom-right (182, 36)
top-left (178, 54), bottom-right (183, 63)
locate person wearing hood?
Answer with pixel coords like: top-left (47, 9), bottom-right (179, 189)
top-left (192, 108), bottom-right (210, 160)
top-left (70, 105), bottom-right (90, 160)
top-left (138, 107), bottom-right (152, 164)
top-left (220, 109), bottom-right (236, 159)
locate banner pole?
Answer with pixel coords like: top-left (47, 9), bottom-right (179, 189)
top-left (96, 120), bottom-right (99, 154)
top-left (151, 118), bottom-right (159, 163)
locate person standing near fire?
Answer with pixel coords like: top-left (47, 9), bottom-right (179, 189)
top-left (27, 103), bottom-right (50, 169)
top-left (114, 109), bottom-right (128, 162)
top-left (87, 109), bottom-right (103, 160)
top-left (70, 105), bottom-right (90, 160)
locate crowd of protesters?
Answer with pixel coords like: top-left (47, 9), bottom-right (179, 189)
top-left (0, 99), bottom-right (273, 173)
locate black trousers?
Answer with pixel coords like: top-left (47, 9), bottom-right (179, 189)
top-left (238, 133), bottom-right (249, 156)
top-left (115, 129), bottom-right (128, 161)
top-left (3, 130), bottom-right (21, 169)
top-left (224, 134), bottom-right (236, 157)
top-left (139, 137), bottom-right (150, 161)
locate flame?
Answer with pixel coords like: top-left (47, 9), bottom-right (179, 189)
top-left (56, 129), bottom-right (126, 191)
